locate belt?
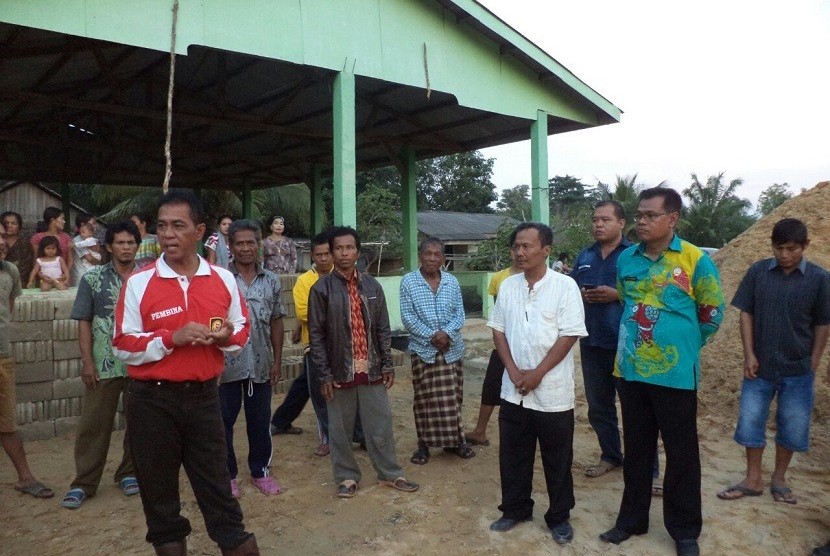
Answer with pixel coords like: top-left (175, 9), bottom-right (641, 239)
top-left (130, 378), bottom-right (215, 389)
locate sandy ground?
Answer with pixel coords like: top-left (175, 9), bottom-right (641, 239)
top-left (1, 319), bottom-right (829, 556)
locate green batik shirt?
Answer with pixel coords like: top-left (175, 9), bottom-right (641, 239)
top-left (615, 235), bottom-right (725, 390)
top-left (70, 263), bottom-right (135, 379)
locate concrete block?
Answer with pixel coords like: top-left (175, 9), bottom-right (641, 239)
top-left (19, 421), bottom-right (56, 441)
top-left (54, 298), bottom-right (76, 320)
top-left (55, 416), bottom-right (80, 437)
top-left (12, 340), bottom-right (52, 363)
top-left (53, 377), bottom-right (85, 399)
top-left (54, 359), bottom-right (82, 379)
top-left (15, 381), bottom-right (53, 402)
top-left (52, 319), bottom-right (79, 340)
top-left (14, 361), bottom-right (54, 384)
top-left (53, 340), bottom-right (81, 360)
top-left (8, 320), bottom-right (52, 342)
top-left (12, 298), bottom-right (56, 322)
top-left (16, 402), bottom-right (32, 424)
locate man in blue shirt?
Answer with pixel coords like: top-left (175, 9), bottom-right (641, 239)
top-left (570, 201), bottom-right (631, 477)
top-left (400, 237), bottom-right (470, 465)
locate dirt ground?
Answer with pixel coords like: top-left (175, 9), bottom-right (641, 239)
top-left (1, 317), bottom-right (828, 556)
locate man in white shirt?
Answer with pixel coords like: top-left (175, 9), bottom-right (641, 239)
top-left (487, 223), bottom-right (587, 545)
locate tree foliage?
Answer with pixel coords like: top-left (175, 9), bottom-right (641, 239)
top-left (465, 221), bottom-right (516, 271)
top-left (355, 184), bottom-right (402, 270)
top-left (680, 172), bottom-right (756, 247)
top-left (496, 184), bottom-right (531, 221)
top-left (419, 152), bottom-right (496, 212)
top-left (757, 183), bottom-right (793, 216)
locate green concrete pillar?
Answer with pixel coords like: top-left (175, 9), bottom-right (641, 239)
top-left (530, 109), bottom-right (549, 225)
top-left (241, 184), bottom-right (253, 219)
top-left (60, 183), bottom-right (72, 232)
top-left (401, 147), bottom-right (418, 272)
top-left (333, 71), bottom-right (356, 227)
top-left (310, 165), bottom-right (324, 235)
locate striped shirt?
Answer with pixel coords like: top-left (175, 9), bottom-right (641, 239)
top-left (731, 257), bottom-right (830, 379)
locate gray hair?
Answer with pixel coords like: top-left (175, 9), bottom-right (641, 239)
top-left (418, 236), bottom-right (445, 253)
top-left (228, 219), bottom-right (262, 244)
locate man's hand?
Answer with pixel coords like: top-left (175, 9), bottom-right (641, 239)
top-left (505, 367), bottom-right (523, 388)
top-left (269, 362), bottom-right (282, 386)
top-left (583, 285), bottom-right (618, 304)
top-left (743, 353), bottom-right (759, 379)
top-left (321, 381), bottom-right (340, 402)
top-left (206, 320), bottom-right (234, 346)
top-left (81, 361), bottom-right (99, 391)
top-left (430, 331), bottom-right (451, 353)
top-left (291, 328), bottom-right (301, 344)
top-left (383, 371), bottom-right (395, 389)
top-left (172, 322), bottom-right (212, 346)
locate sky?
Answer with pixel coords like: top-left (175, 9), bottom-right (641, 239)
top-left (476, 0), bottom-right (830, 207)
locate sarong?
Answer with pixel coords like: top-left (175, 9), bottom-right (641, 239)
top-left (411, 352), bottom-right (464, 447)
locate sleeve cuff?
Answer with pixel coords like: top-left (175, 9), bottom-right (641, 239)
top-left (160, 330), bottom-right (175, 350)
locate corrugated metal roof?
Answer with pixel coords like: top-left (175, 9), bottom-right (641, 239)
top-left (416, 211), bottom-right (516, 241)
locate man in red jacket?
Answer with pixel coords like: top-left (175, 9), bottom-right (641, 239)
top-left (113, 191), bottom-right (257, 556)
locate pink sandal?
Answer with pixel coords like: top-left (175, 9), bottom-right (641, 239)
top-left (230, 479), bottom-right (241, 498)
top-left (252, 476), bottom-right (283, 495)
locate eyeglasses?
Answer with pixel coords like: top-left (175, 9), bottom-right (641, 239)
top-left (633, 211), bottom-right (670, 222)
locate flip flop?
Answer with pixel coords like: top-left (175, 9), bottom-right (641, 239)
top-left (442, 444), bottom-right (476, 459)
top-left (464, 434), bottom-right (490, 447)
top-left (119, 476), bottom-right (140, 497)
top-left (717, 484), bottom-right (763, 500)
top-left (379, 477), bottom-right (419, 493)
top-left (314, 444), bottom-right (330, 457)
top-left (771, 484), bottom-right (797, 504)
top-left (337, 480), bottom-right (357, 498)
top-left (15, 481), bottom-right (54, 499)
top-left (272, 426), bottom-right (303, 435)
top-left (585, 460), bottom-right (621, 478)
top-left (410, 446), bottom-right (430, 465)
top-left (652, 481), bottom-right (664, 497)
top-left (60, 488), bottom-right (86, 509)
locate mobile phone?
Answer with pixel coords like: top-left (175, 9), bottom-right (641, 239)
top-left (583, 284), bottom-right (597, 290)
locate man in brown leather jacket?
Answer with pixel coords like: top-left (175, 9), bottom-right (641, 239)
top-left (308, 226), bottom-right (418, 498)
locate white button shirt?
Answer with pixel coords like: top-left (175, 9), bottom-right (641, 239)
top-left (487, 268), bottom-right (587, 412)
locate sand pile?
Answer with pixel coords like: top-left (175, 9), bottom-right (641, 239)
top-left (699, 181), bottom-right (830, 460)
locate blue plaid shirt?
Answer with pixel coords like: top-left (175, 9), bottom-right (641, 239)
top-left (400, 269), bottom-right (465, 364)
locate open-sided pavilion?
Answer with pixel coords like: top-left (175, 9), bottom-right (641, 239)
top-left (0, 0), bottom-right (620, 270)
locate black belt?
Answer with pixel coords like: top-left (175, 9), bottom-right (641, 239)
top-left (131, 378), bottom-right (215, 389)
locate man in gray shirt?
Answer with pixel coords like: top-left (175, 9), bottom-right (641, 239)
top-left (219, 220), bottom-right (285, 498)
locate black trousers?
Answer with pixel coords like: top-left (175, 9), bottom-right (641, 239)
top-left (126, 379), bottom-right (250, 549)
top-left (480, 349), bottom-right (504, 406)
top-left (615, 379), bottom-right (701, 541)
top-left (498, 400), bottom-right (574, 528)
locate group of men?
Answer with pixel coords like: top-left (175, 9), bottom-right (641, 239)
top-left (1, 184), bottom-right (828, 555)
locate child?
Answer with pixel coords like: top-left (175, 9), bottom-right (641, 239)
top-left (72, 222), bottom-right (101, 283)
top-left (28, 236), bottom-right (69, 291)
top-left (717, 218), bottom-right (830, 504)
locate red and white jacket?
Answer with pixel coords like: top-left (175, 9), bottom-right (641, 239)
top-left (113, 255), bottom-right (249, 381)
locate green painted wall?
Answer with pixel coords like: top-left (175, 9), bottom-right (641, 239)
top-left (0, 0), bottom-right (619, 125)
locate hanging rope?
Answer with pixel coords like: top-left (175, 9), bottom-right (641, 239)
top-left (162, 0), bottom-right (179, 193)
top-left (422, 43), bottom-right (431, 100)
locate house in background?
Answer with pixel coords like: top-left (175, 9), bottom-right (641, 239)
top-left (0, 181), bottom-right (92, 235)
top-left (416, 211), bottom-right (516, 271)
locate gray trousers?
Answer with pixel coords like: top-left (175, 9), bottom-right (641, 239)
top-left (327, 383), bottom-right (403, 484)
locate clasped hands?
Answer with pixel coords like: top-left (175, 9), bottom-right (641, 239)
top-left (507, 367), bottom-right (543, 396)
top-left (172, 321), bottom-right (233, 347)
top-left (430, 330), bottom-right (451, 353)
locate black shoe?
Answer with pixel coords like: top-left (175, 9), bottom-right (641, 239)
top-left (813, 542), bottom-right (830, 556)
top-left (600, 527), bottom-right (632, 544)
top-left (676, 539), bottom-right (700, 556)
top-left (489, 516), bottom-right (532, 532)
top-left (550, 521), bottom-right (573, 545)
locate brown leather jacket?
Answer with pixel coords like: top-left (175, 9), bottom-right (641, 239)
top-left (308, 270), bottom-right (394, 385)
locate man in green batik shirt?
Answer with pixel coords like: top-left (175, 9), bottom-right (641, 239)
top-left (60, 221), bottom-right (143, 510)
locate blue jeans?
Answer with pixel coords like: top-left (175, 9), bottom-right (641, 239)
top-left (580, 345), bottom-right (623, 466)
top-left (734, 373), bottom-right (814, 452)
top-left (219, 379), bottom-right (273, 479)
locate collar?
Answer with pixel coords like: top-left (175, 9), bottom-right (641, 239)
top-left (522, 267), bottom-right (553, 290)
top-left (228, 261), bottom-right (265, 277)
top-left (417, 267), bottom-right (445, 283)
top-left (156, 254), bottom-right (211, 278)
top-left (103, 261), bottom-right (138, 276)
top-left (634, 233), bottom-right (682, 255)
top-left (591, 237), bottom-right (633, 254)
top-left (334, 267), bottom-right (359, 282)
top-left (768, 257), bottom-right (807, 274)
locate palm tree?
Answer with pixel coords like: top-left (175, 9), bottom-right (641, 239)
top-left (681, 172), bottom-right (755, 247)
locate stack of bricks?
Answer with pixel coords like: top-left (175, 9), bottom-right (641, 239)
top-left (11, 273), bottom-right (405, 441)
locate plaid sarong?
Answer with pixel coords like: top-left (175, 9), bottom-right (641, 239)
top-left (411, 353), bottom-right (464, 448)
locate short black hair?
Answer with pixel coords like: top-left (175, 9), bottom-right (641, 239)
top-left (106, 220), bottom-right (141, 246)
top-left (595, 200), bottom-right (626, 220)
top-left (509, 222), bottom-right (553, 247)
top-left (42, 206), bottom-right (63, 225)
top-left (130, 212), bottom-right (150, 226)
top-left (37, 235), bottom-right (61, 257)
top-left (638, 187), bottom-right (683, 214)
top-left (75, 213), bottom-right (94, 230)
top-left (217, 214), bottom-right (234, 224)
top-left (771, 218), bottom-right (808, 246)
top-left (418, 236), bottom-right (445, 253)
top-left (328, 226), bottom-right (361, 251)
top-left (157, 190), bottom-right (206, 225)
top-left (557, 252), bottom-right (569, 261)
top-left (311, 230), bottom-right (330, 249)
top-left (0, 211), bottom-right (22, 227)
top-left (227, 219), bottom-right (262, 244)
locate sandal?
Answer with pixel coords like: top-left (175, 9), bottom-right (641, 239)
top-left (337, 480), bottom-right (357, 498)
top-left (119, 476), bottom-right (140, 497)
top-left (464, 434), bottom-right (490, 447)
top-left (652, 481), bottom-right (664, 497)
top-left (230, 479), bottom-right (241, 498)
top-left (443, 444), bottom-right (475, 459)
top-left (271, 425), bottom-right (303, 435)
top-left (717, 484), bottom-right (763, 500)
top-left (252, 476), bottom-right (283, 496)
top-left (771, 484), bottom-right (797, 504)
top-left (60, 488), bottom-right (86, 509)
top-left (410, 446), bottom-right (430, 465)
top-left (314, 444), bottom-right (330, 457)
top-left (379, 477), bottom-right (419, 493)
top-left (15, 481), bottom-right (54, 499)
